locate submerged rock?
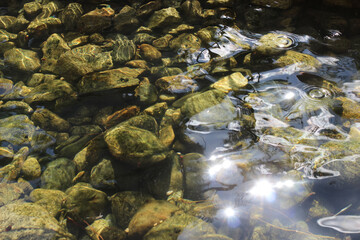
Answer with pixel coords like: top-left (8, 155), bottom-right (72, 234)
top-left (4, 48), bottom-right (40, 72)
top-left (109, 34), bottom-right (136, 65)
top-left (211, 72), bottom-right (248, 93)
top-left (148, 7), bottom-right (181, 29)
top-left (59, 3), bottom-right (83, 31)
top-left (21, 156), bottom-right (41, 180)
top-left (0, 78), bottom-right (14, 97)
top-left (23, 2), bottom-right (42, 19)
top-left (41, 158), bottom-right (76, 190)
top-left (55, 44), bottom-right (113, 81)
top-left (30, 188), bottom-right (67, 217)
top-left (0, 115), bottom-right (35, 146)
top-left (156, 75), bottom-right (198, 93)
top-left (110, 191), bottom-right (154, 229)
top-left (31, 108), bottom-right (71, 132)
top-left (77, 5), bottom-right (114, 34)
top-left (128, 200), bottom-right (180, 239)
top-left (78, 67), bottom-right (144, 95)
top-left (0, 201), bottom-right (73, 240)
top-left (86, 218), bottom-right (126, 240)
top-left (113, 5), bottom-right (139, 34)
top-left (64, 182), bottom-right (108, 222)
top-left (0, 29), bottom-right (16, 54)
top-left (140, 43), bottom-right (162, 62)
top-left (0, 182), bottom-right (32, 207)
top-left (251, 0), bottom-right (292, 9)
top-left (275, 50), bottom-right (320, 70)
top-left (27, 17), bottom-right (62, 38)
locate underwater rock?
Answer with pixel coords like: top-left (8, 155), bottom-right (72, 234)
top-left (41, 158), bottom-right (76, 190)
top-left (21, 156), bottom-right (41, 180)
top-left (109, 34), bottom-right (136, 65)
top-left (155, 75), bottom-right (198, 93)
top-left (4, 48), bottom-right (40, 72)
top-left (0, 201), bottom-right (73, 240)
top-left (104, 105), bottom-right (140, 129)
top-left (0, 78), bottom-right (14, 98)
top-left (31, 108), bottom-right (71, 132)
top-left (0, 181), bottom-right (32, 207)
top-left (30, 188), bottom-right (67, 217)
top-left (110, 191), bottom-right (154, 229)
top-left (55, 44), bottom-right (113, 81)
top-left (0, 16), bottom-right (17, 31)
top-left (27, 73), bottom-right (57, 87)
top-left (64, 182), bottom-right (108, 223)
top-left (183, 153), bottom-right (211, 200)
top-left (41, 33), bottom-right (70, 74)
top-left (70, 125), bottom-right (102, 136)
top-left (86, 218), bottom-right (126, 240)
top-left (113, 5), bottom-right (139, 34)
top-left (335, 96), bottom-right (360, 119)
top-left (133, 33), bottom-right (157, 45)
top-left (27, 17), bottom-right (62, 38)
top-left (275, 50), bottom-right (320, 70)
top-left (140, 43), bottom-right (162, 62)
top-left (25, 79), bottom-right (76, 106)
top-left (0, 30), bottom-right (16, 54)
top-left (169, 33), bottom-right (202, 52)
top-left (128, 200), bottom-right (180, 239)
top-left (77, 5), bottom-right (114, 34)
top-left (211, 72), bottom-right (248, 93)
top-left (36, 1), bottom-right (62, 19)
top-left (0, 147), bottom-right (29, 181)
top-left (251, 0), bottom-right (292, 9)
top-left (153, 34), bottom-right (173, 49)
top-left (144, 212), bottom-right (216, 240)
top-left (148, 7), bottom-right (181, 29)
top-left (104, 116), bottom-right (168, 168)
top-left (123, 113), bottom-right (159, 134)
top-left (90, 158), bottom-right (116, 190)
top-left (0, 115), bottom-right (35, 146)
top-left (59, 3), bottom-right (83, 31)
top-left (0, 101), bottom-right (33, 114)
top-left (181, 0), bottom-right (203, 20)
top-left (180, 89), bottom-right (227, 118)
top-left (2, 81), bottom-right (31, 101)
top-left (135, 79), bottom-right (158, 105)
top-left (78, 67), bottom-right (143, 95)
top-left (307, 199), bottom-right (332, 221)
top-left (23, 2), bottom-right (42, 19)
top-left (256, 33), bottom-right (294, 55)
top-left (144, 102), bottom-right (168, 121)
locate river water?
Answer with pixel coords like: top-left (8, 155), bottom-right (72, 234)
top-left (1, 0), bottom-right (360, 240)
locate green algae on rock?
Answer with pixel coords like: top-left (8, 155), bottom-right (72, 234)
top-left (41, 158), bottom-right (76, 190)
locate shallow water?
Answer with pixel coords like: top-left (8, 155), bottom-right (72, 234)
top-left (1, 1), bottom-right (360, 240)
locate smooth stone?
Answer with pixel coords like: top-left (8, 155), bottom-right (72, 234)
top-left (86, 218), bottom-right (126, 240)
top-left (31, 108), bottom-right (71, 132)
top-left (41, 33), bottom-right (70, 73)
top-left (0, 29), bottom-right (16, 54)
top-left (133, 33), bottom-right (156, 45)
top-left (0, 101), bottom-right (33, 114)
top-left (0, 202), bottom-right (73, 240)
top-left (30, 188), bottom-right (67, 217)
top-left (0, 78), bottom-right (14, 97)
top-left (90, 158), bottom-right (116, 190)
top-left (27, 17), bottom-right (62, 38)
top-left (126, 60), bottom-right (149, 69)
top-left (41, 158), bottom-right (76, 190)
top-left (136, 1), bottom-right (162, 17)
top-left (144, 102), bottom-right (168, 120)
top-left (169, 33), bottom-right (201, 52)
top-left (65, 182), bottom-right (108, 223)
top-left (104, 105), bottom-right (140, 129)
top-left (4, 48), bottom-right (40, 72)
top-left (128, 200), bottom-right (180, 239)
top-left (155, 75), bottom-right (198, 93)
top-left (0, 147), bottom-right (29, 181)
top-left (148, 7), bottom-right (181, 29)
top-left (78, 67), bottom-right (143, 95)
top-left (152, 34), bottom-right (173, 50)
top-left (27, 73), bottom-right (57, 87)
top-left (55, 44), bottom-right (113, 81)
top-left (140, 43), bottom-right (162, 62)
top-left (23, 2), bottom-right (42, 19)
top-left (21, 156), bottom-right (41, 180)
top-left (135, 80), bottom-right (158, 105)
top-left (0, 16), bottom-right (17, 31)
top-left (256, 33), bottom-right (294, 55)
top-left (335, 97), bottom-right (360, 119)
top-left (275, 50), bottom-right (320, 70)
top-left (110, 191), bottom-right (154, 229)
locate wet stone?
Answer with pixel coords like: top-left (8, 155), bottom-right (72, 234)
top-left (110, 191), bottom-right (154, 229)
top-left (113, 5), bottom-right (139, 34)
top-left (109, 34), bottom-right (136, 65)
top-left (136, 1), bottom-right (162, 17)
top-left (256, 33), bottom-right (294, 55)
top-left (23, 2), bottom-right (42, 19)
top-left (128, 200), bottom-right (180, 239)
top-left (55, 44), bottom-right (113, 81)
top-left (0, 182), bottom-right (32, 207)
top-left (148, 7), bottom-right (181, 29)
top-left (0, 201), bottom-right (73, 240)
top-left (156, 75), bottom-right (198, 93)
top-left (0, 30), bottom-right (16, 54)
top-left (0, 78), bottom-right (14, 97)
top-left (104, 105), bottom-right (140, 129)
top-left (0, 16), bottom-right (17, 31)
top-left (41, 33), bottom-right (71, 74)
top-left (133, 33), bottom-right (157, 45)
top-left (140, 43), bottom-right (162, 62)
top-left (211, 72), bottom-right (248, 93)
top-left (27, 73), bottom-right (57, 87)
top-left (0, 115), bottom-right (35, 146)
top-left (31, 108), bottom-right (71, 132)
top-left (169, 33), bottom-right (202, 52)
top-left (59, 3), bottom-right (83, 31)
top-left (4, 48), bottom-right (40, 73)
top-left (27, 17), bottom-right (62, 38)
top-left (30, 188), bottom-right (66, 217)
top-left (0, 101), bottom-right (33, 114)
top-left (41, 158), bottom-right (76, 190)
top-left (275, 50), bottom-right (320, 70)
top-left (78, 67), bottom-right (143, 95)
top-left (135, 80), bottom-right (158, 105)
top-left (86, 218), bottom-right (126, 240)
top-left (90, 158), bottom-right (116, 190)
top-left (77, 6), bottom-right (114, 34)
top-left (64, 182), bottom-right (108, 223)
top-left (21, 156), bottom-right (41, 180)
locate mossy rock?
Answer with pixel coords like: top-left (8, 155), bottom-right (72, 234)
top-left (41, 158), bottom-right (76, 190)
top-left (30, 188), bottom-right (67, 217)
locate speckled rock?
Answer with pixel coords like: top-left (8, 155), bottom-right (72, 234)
top-left (59, 3), bottom-right (83, 31)
top-left (0, 202), bottom-right (73, 240)
top-left (41, 158), bottom-right (76, 190)
top-left (31, 108), bottom-right (71, 132)
top-left (110, 191), bottom-right (154, 229)
top-left (148, 7), bottom-right (181, 29)
top-left (55, 44), bottom-right (113, 81)
top-left (78, 67), bottom-right (144, 95)
top-left (21, 156), bottom-right (41, 180)
top-left (128, 200), bottom-right (180, 239)
top-left (78, 5), bottom-right (114, 34)
top-left (30, 188), bottom-right (66, 217)
top-left (65, 182), bottom-right (108, 222)
top-left (4, 48), bottom-right (40, 72)
top-left (41, 33), bottom-right (70, 73)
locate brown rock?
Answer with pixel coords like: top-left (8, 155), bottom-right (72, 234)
top-left (155, 75), bottom-right (198, 93)
top-left (31, 108), bottom-right (71, 132)
top-left (105, 106), bottom-right (140, 129)
top-left (23, 2), bottom-right (42, 19)
top-left (78, 6), bottom-right (114, 33)
top-left (140, 43), bottom-right (162, 62)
